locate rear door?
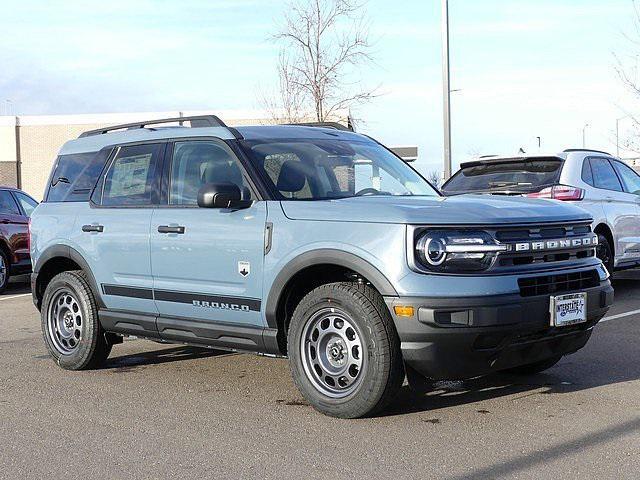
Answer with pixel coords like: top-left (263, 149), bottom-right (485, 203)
top-left (587, 157), bottom-right (640, 264)
top-left (150, 138), bottom-right (267, 336)
top-left (73, 143), bottom-right (164, 316)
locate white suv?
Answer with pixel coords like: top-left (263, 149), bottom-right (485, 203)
top-left (441, 149), bottom-right (640, 273)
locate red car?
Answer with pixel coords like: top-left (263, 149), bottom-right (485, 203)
top-left (0, 187), bottom-right (38, 293)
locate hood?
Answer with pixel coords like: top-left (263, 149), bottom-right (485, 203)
top-left (280, 194), bottom-right (592, 225)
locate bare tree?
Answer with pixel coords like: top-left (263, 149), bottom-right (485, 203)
top-left (263, 0), bottom-right (378, 123)
top-left (614, 0), bottom-right (640, 154)
top-left (427, 170), bottom-right (442, 189)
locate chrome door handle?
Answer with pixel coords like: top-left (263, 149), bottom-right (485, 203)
top-left (82, 224), bottom-right (104, 233)
top-left (158, 225), bottom-right (185, 234)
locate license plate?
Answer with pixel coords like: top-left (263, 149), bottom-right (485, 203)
top-left (550, 293), bottom-right (587, 327)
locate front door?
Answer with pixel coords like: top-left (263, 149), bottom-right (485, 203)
top-left (150, 139), bottom-right (267, 334)
top-left (611, 159), bottom-right (640, 261)
top-left (589, 157), bottom-right (640, 264)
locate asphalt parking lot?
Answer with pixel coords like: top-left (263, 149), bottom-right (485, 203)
top-left (2, 273), bottom-right (640, 479)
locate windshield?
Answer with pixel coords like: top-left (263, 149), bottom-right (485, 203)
top-left (442, 159), bottom-right (563, 195)
top-left (240, 138), bottom-right (439, 200)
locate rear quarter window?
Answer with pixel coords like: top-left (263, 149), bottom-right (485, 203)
top-left (46, 150), bottom-right (110, 202)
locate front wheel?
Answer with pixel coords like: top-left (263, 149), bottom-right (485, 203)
top-left (288, 282), bottom-right (404, 418)
top-left (41, 270), bottom-right (112, 370)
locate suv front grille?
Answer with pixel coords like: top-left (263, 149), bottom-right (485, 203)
top-left (518, 269), bottom-right (599, 297)
top-left (492, 221), bottom-right (596, 271)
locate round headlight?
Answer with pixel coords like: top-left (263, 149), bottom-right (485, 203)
top-left (414, 230), bottom-right (506, 273)
top-left (424, 237), bottom-right (447, 265)
top-left (416, 232), bottom-right (448, 266)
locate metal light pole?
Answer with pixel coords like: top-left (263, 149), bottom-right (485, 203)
top-left (442, 0), bottom-right (452, 180)
top-left (582, 123), bottom-right (589, 148)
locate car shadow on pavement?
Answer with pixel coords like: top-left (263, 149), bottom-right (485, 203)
top-left (383, 373), bottom-right (575, 417)
top-left (102, 346), bottom-right (236, 371)
top-left (1, 275), bottom-right (31, 296)
top-left (383, 343), bottom-right (640, 417)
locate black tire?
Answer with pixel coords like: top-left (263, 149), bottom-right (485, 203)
top-left (0, 248), bottom-right (9, 294)
top-left (288, 282), bottom-right (404, 418)
top-left (41, 270), bottom-right (112, 370)
top-left (596, 233), bottom-right (614, 273)
top-left (502, 355), bottom-right (562, 375)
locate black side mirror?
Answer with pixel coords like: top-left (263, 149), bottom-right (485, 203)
top-left (197, 183), bottom-right (252, 209)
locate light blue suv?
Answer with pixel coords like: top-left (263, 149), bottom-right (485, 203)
top-left (31, 116), bottom-right (613, 418)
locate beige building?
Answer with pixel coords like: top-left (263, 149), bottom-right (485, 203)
top-left (0, 110), bottom-right (417, 200)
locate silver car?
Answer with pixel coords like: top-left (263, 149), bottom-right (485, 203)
top-left (442, 148), bottom-right (640, 273)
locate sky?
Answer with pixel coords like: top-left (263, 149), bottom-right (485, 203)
top-left (1, 0), bottom-right (639, 175)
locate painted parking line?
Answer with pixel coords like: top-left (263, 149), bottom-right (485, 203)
top-left (0, 293), bottom-right (32, 301)
top-left (600, 308), bottom-right (640, 324)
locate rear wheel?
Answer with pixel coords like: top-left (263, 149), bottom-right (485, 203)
top-left (288, 282), bottom-right (404, 418)
top-left (596, 233), bottom-right (614, 273)
top-left (0, 249), bottom-right (9, 294)
top-left (502, 355), bottom-right (562, 375)
top-left (41, 270), bottom-right (112, 370)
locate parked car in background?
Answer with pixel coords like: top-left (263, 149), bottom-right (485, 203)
top-left (441, 149), bottom-right (640, 273)
top-left (0, 187), bottom-right (38, 292)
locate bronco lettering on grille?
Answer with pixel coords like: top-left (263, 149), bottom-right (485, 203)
top-left (512, 235), bottom-right (597, 252)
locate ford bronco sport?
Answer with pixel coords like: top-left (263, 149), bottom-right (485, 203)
top-left (31, 116), bottom-right (613, 418)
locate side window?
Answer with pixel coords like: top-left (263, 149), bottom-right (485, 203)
top-left (581, 159), bottom-right (594, 186)
top-left (612, 161), bottom-right (640, 195)
top-left (13, 192), bottom-right (38, 217)
top-left (47, 152), bottom-right (108, 202)
top-left (590, 158), bottom-right (623, 192)
top-left (0, 190), bottom-right (20, 215)
top-left (101, 144), bottom-right (162, 206)
top-left (169, 140), bottom-right (252, 205)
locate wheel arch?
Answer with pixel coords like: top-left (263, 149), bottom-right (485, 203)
top-left (33, 245), bottom-right (104, 310)
top-left (0, 238), bottom-right (11, 265)
top-left (593, 222), bottom-right (614, 256)
top-left (265, 249), bottom-right (398, 354)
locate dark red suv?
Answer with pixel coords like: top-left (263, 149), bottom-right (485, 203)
top-left (0, 187), bottom-right (38, 293)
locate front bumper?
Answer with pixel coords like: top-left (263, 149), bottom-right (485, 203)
top-left (385, 280), bottom-right (613, 380)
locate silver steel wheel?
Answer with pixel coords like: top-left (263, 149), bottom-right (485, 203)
top-left (47, 289), bottom-right (83, 354)
top-left (300, 307), bottom-right (366, 398)
top-left (0, 254), bottom-right (6, 288)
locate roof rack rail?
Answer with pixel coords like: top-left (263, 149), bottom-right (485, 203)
top-left (284, 121), bottom-right (354, 132)
top-left (78, 115), bottom-right (243, 139)
top-left (563, 148), bottom-right (613, 156)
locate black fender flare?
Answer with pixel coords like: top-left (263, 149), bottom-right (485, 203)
top-left (264, 249), bottom-right (398, 329)
top-left (33, 245), bottom-right (105, 309)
